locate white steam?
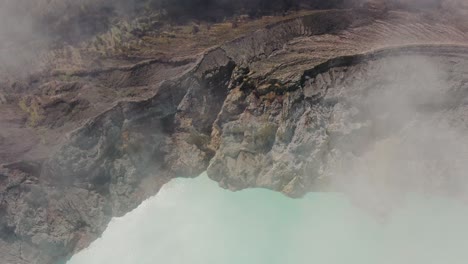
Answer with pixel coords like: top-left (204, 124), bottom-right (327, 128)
top-left (323, 55), bottom-right (468, 216)
top-left (0, 0), bottom-right (143, 77)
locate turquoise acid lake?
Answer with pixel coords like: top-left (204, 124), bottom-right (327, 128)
top-left (68, 173), bottom-right (468, 264)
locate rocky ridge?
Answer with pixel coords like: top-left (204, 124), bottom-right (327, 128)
top-left (2, 8), bottom-right (468, 263)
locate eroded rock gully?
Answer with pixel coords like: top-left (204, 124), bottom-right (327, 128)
top-left (2, 10), bottom-right (468, 263)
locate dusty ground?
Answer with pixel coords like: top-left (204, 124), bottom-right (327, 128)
top-left (0, 10), bottom-right (323, 167)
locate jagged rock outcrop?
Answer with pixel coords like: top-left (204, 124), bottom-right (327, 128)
top-left (2, 8), bottom-right (468, 263)
top-left (209, 46), bottom-right (468, 197)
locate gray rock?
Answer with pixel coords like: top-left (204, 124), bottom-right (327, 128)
top-left (3, 9), bottom-right (468, 264)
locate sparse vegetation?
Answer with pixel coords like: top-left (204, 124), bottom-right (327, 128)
top-left (276, 126), bottom-right (294, 143)
top-left (19, 97), bottom-right (44, 127)
top-left (253, 123), bottom-right (278, 151)
top-left (76, 9), bottom-right (320, 60)
top-left (187, 129), bottom-right (211, 149)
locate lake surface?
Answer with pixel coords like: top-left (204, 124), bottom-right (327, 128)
top-left (68, 173), bottom-right (468, 264)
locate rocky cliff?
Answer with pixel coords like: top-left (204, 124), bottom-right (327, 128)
top-left (2, 8), bottom-right (468, 264)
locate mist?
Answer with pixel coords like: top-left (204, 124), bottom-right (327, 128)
top-left (316, 53), bottom-right (468, 219)
top-left (0, 0), bottom-right (147, 77)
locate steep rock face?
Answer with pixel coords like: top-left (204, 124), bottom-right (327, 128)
top-left (2, 9), bottom-right (468, 263)
top-left (0, 50), bottom-right (234, 263)
top-left (209, 48), bottom-right (468, 197)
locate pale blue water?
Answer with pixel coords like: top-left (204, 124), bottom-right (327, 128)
top-left (68, 173), bottom-right (468, 264)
